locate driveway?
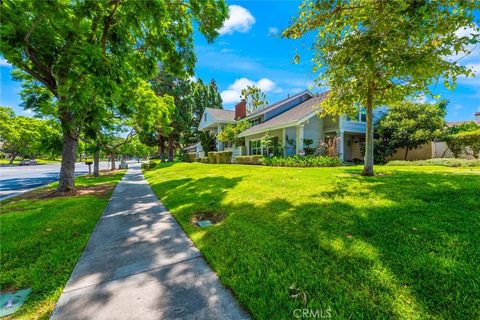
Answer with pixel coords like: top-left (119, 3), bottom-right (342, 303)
top-left (0, 162), bottom-right (110, 201)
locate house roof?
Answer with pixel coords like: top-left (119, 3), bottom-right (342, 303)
top-left (206, 108), bottom-right (235, 122)
top-left (246, 90), bottom-right (313, 119)
top-left (239, 92), bottom-right (327, 137)
top-left (447, 120), bottom-right (479, 127)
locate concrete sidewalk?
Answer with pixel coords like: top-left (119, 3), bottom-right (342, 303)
top-left (51, 164), bottom-right (249, 320)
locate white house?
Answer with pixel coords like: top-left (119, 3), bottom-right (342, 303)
top-left (197, 91), bottom-right (367, 162)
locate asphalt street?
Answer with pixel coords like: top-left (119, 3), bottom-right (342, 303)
top-left (0, 162), bottom-right (110, 201)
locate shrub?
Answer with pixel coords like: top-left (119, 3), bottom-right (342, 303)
top-left (141, 161), bottom-right (158, 170)
top-left (386, 158), bottom-right (480, 167)
top-left (235, 155), bottom-right (263, 165)
top-left (207, 152), bottom-right (217, 164)
top-left (184, 152), bottom-right (197, 163)
top-left (260, 155), bottom-right (341, 167)
top-left (215, 151), bottom-right (232, 164)
top-left (194, 157), bottom-right (202, 163)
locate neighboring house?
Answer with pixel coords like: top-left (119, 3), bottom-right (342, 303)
top-left (196, 90), bottom-right (368, 162)
top-left (386, 112), bottom-right (480, 160)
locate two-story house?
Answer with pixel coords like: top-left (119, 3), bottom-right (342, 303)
top-left (196, 90), bottom-right (367, 162)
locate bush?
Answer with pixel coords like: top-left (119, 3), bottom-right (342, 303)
top-left (235, 155), bottom-right (263, 165)
top-left (215, 151), bottom-right (232, 164)
top-left (149, 161), bottom-right (158, 169)
top-left (386, 158), bottom-right (480, 167)
top-left (260, 155), bottom-right (342, 167)
top-left (207, 152), bottom-right (217, 164)
top-left (184, 152), bottom-right (197, 163)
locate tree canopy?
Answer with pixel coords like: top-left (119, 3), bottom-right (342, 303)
top-left (375, 101), bottom-right (447, 161)
top-left (0, 0), bottom-right (228, 191)
top-left (241, 85), bottom-right (268, 113)
top-left (284, 0), bottom-right (479, 175)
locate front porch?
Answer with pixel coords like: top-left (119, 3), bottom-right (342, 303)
top-left (241, 116), bottom-right (366, 162)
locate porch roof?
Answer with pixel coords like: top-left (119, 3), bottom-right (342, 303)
top-left (238, 92), bottom-right (327, 137)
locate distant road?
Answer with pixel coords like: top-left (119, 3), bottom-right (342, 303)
top-left (0, 162), bottom-right (110, 201)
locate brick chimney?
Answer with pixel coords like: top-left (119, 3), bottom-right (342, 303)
top-left (476, 112), bottom-right (480, 124)
top-left (235, 99), bottom-right (247, 120)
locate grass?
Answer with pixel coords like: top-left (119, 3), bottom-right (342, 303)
top-left (0, 171), bottom-right (125, 319)
top-left (144, 163), bottom-right (480, 320)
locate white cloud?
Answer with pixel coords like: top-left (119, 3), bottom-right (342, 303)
top-left (447, 26), bottom-right (480, 62)
top-left (218, 5), bottom-right (255, 35)
top-left (0, 57), bottom-right (11, 67)
top-left (453, 104), bottom-right (464, 110)
top-left (220, 77), bottom-right (280, 103)
top-left (268, 27), bottom-right (279, 36)
top-left (220, 48), bottom-right (234, 53)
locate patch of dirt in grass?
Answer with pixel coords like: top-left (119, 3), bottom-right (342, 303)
top-left (4, 184), bottom-right (114, 207)
top-left (190, 210), bottom-right (226, 226)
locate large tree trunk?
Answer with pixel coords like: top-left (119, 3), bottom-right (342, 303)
top-left (57, 131), bottom-right (78, 192)
top-left (110, 152), bottom-right (116, 171)
top-left (9, 153), bottom-right (16, 165)
top-left (93, 149), bottom-right (100, 177)
top-left (159, 138), bottom-right (166, 163)
top-left (404, 148), bottom-right (410, 160)
top-left (167, 135), bottom-right (174, 162)
top-left (363, 90), bottom-right (374, 176)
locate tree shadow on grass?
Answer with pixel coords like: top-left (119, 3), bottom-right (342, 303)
top-left (150, 169), bottom-right (480, 319)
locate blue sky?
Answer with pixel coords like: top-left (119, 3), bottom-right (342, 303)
top-left (1, 1), bottom-right (479, 122)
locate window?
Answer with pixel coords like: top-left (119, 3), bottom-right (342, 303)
top-left (250, 140), bottom-right (261, 155)
top-left (360, 109), bottom-right (367, 122)
top-left (250, 117), bottom-right (261, 126)
top-left (263, 137), bottom-right (279, 156)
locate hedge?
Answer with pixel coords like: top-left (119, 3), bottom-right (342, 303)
top-left (216, 151), bottom-right (232, 164)
top-left (235, 155), bottom-right (263, 165)
top-left (260, 155), bottom-right (341, 167)
top-left (207, 152), bottom-right (217, 164)
top-left (206, 151), bottom-right (232, 164)
top-left (387, 158), bottom-right (480, 167)
top-left (184, 152), bottom-right (197, 163)
top-left (194, 157), bottom-right (209, 163)
top-left (141, 160), bottom-right (158, 170)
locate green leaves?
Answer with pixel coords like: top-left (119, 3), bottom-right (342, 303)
top-left (240, 85), bottom-right (268, 113)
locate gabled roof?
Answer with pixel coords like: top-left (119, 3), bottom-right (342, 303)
top-left (239, 92), bottom-right (327, 137)
top-left (206, 108), bottom-right (235, 122)
top-left (246, 90), bottom-right (313, 119)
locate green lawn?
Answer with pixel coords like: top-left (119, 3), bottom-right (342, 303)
top-left (144, 163), bottom-right (480, 320)
top-left (0, 171), bottom-right (124, 319)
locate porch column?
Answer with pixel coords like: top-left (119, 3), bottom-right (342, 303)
top-left (282, 128), bottom-right (286, 156)
top-left (216, 124), bottom-right (222, 151)
top-left (295, 125), bottom-right (304, 154)
top-left (337, 130), bottom-right (344, 162)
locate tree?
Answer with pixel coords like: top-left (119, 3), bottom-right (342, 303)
top-left (1, 0), bottom-right (228, 192)
top-left (284, 0), bottom-right (479, 175)
top-left (444, 123), bottom-right (480, 158)
top-left (199, 131), bottom-right (216, 154)
top-left (189, 79), bottom-right (223, 145)
top-left (241, 85), bottom-right (268, 113)
top-left (150, 71), bottom-right (194, 161)
top-left (0, 107), bottom-right (45, 163)
top-left (375, 101), bottom-right (447, 160)
top-left (217, 119), bottom-right (251, 145)
top-left (134, 81), bottom-right (175, 163)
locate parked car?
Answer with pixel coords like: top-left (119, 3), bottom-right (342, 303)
top-left (19, 159), bottom-right (38, 166)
